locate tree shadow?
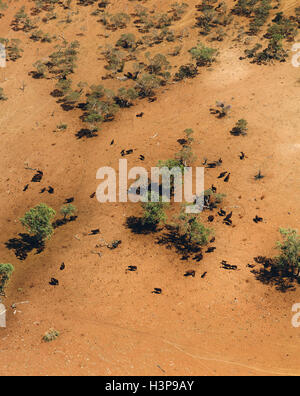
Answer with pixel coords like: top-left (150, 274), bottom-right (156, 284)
top-left (251, 258), bottom-right (299, 292)
top-left (52, 216), bottom-right (78, 229)
top-left (125, 216), bottom-right (162, 235)
top-left (5, 233), bottom-right (45, 261)
top-left (156, 225), bottom-right (202, 261)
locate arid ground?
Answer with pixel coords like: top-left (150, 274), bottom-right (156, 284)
top-left (0, 0), bottom-right (300, 376)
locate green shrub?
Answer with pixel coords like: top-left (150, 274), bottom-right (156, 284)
top-left (176, 211), bottom-right (211, 246)
top-left (0, 0), bottom-right (8, 17)
top-left (60, 204), bottom-right (76, 219)
top-left (174, 64), bottom-right (198, 81)
top-left (0, 263), bottom-right (14, 294)
top-left (103, 46), bottom-right (125, 71)
top-left (145, 52), bottom-right (171, 78)
top-left (42, 329), bottom-right (60, 343)
top-left (266, 18), bottom-right (298, 42)
top-left (189, 43), bottom-right (218, 66)
top-left (230, 119), bottom-right (248, 136)
top-left (116, 33), bottom-right (136, 49)
top-left (141, 194), bottom-right (167, 228)
top-left (170, 2), bottom-right (189, 21)
top-left (275, 228), bottom-right (300, 276)
top-left (232, 0), bottom-right (260, 17)
top-left (20, 203), bottom-right (56, 241)
top-left (249, 0), bottom-right (272, 35)
top-left (135, 74), bottom-right (161, 98)
top-left (175, 128), bottom-right (197, 166)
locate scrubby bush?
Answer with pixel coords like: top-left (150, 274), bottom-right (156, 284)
top-left (0, 1), bottom-right (8, 18)
top-left (141, 194), bottom-right (167, 228)
top-left (195, 8), bottom-right (216, 35)
top-left (249, 0), bottom-right (272, 35)
top-left (48, 40), bottom-right (80, 78)
top-left (135, 73), bottom-right (161, 98)
top-left (103, 46), bottom-right (126, 72)
top-left (0, 88), bottom-right (7, 101)
top-left (175, 128), bottom-right (197, 166)
top-left (114, 87), bottom-right (138, 108)
top-left (176, 210), bottom-right (211, 246)
top-left (83, 84), bottom-right (119, 126)
top-left (42, 329), bottom-right (60, 343)
top-left (145, 52), bottom-right (171, 78)
top-left (116, 33), bottom-right (136, 50)
top-left (32, 60), bottom-right (48, 78)
top-left (252, 36), bottom-right (288, 64)
top-left (12, 6), bottom-right (37, 32)
top-left (266, 18), bottom-right (298, 42)
top-left (20, 203), bottom-right (56, 241)
top-left (174, 64), bottom-right (198, 81)
top-left (170, 2), bottom-right (188, 21)
top-left (230, 119), bottom-right (248, 136)
top-left (189, 43), bottom-right (218, 66)
top-left (232, 0), bottom-right (260, 17)
top-left (60, 204), bottom-right (76, 219)
top-left (0, 263), bottom-right (14, 295)
top-left (0, 38), bottom-right (24, 62)
top-left (275, 229), bottom-right (300, 277)
top-left (30, 30), bottom-right (53, 43)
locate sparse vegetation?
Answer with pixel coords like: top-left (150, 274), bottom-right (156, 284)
top-left (230, 119), bottom-right (248, 136)
top-left (60, 204), bottom-right (76, 220)
top-left (189, 42), bottom-right (218, 66)
top-left (175, 209), bottom-right (211, 246)
top-left (42, 329), bottom-right (60, 343)
top-left (275, 229), bottom-right (300, 277)
top-left (0, 263), bottom-right (14, 295)
top-left (0, 87), bottom-right (7, 101)
top-left (141, 194), bottom-right (167, 229)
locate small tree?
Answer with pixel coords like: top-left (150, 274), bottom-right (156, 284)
top-left (20, 203), bottom-right (56, 241)
top-left (60, 204), bottom-right (76, 220)
top-left (116, 33), bottom-right (136, 49)
top-left (176, 210), bottom-right (211, 246)
top-left (0, 263), bottom-right (14, 294)
top-left (145, 52), bottom-right (171, 78)
top-left (189, 43), bottom-right (218, 66)
top-left (141, 193), bottom-right (167, 228)
top-left (275, 228), bottom-right (300, 277)
top-left (135, 74), bottom-right (161, 98)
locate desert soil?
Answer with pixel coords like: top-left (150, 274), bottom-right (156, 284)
top-left (0, 0), bottom-right (300, 376)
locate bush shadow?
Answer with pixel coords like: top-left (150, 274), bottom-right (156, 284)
top-left (52, 216), bottom-right (78, 229)
top-left (125, 216), bottom-right (162, 235)
top-left (251, 258), bottom-right (299, 292)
